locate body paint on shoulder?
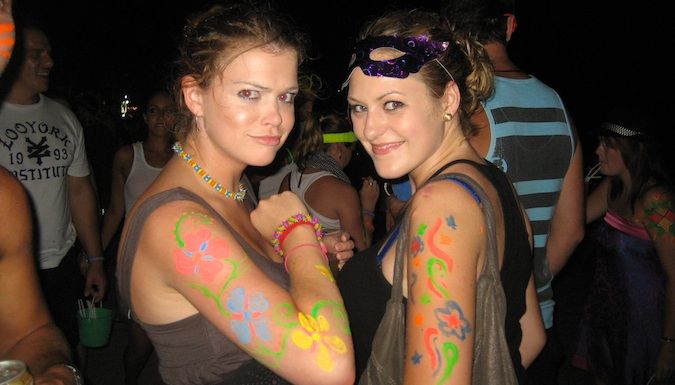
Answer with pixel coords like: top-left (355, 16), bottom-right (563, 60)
top-left (427, 218), bottom-right (453, 272)
top-left (643, 197), bottom-right (674, 238)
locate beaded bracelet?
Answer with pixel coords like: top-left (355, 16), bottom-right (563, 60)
top-left (283, 243), bottom-right (328, 272)
top-left (86, 255), bottom-right (105, 263)
top-left (271, 213), bottom-right (323, 257)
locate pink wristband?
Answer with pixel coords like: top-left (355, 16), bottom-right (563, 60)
top-left (283, 242), bottom-right (328, 272)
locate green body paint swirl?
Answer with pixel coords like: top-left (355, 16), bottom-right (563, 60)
top-left (173, 212), bottom-right (212, 247)
top-left (436, 342), bottom-right (459, 385)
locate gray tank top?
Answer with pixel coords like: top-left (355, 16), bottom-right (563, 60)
top-left (117, 187), bottom-right (290, 385)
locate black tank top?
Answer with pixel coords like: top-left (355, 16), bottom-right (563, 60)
top-left (337, 159), bottom-right (532, 384)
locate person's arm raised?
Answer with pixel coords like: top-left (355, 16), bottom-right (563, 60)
top-left (144, 192), bottom-right (354, 385)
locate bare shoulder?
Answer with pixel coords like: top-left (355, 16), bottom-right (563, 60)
top-left (641, 185), bottom-right (674, 207)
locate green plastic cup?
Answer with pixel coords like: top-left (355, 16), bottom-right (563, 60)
top-left (77, 307), bottom-right (113, 348)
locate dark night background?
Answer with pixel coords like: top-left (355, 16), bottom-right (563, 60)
top-left (12, 0), bottom-right (674, 150)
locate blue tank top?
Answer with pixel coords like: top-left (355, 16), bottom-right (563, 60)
top-left (483, 75), bottom-right (574, 328)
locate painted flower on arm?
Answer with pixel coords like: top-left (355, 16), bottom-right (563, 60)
top-left (173, 228), bottom-right (227, 282)
top-left (291, 312), bottom-right (347, 372)
top-left (435, 300), bottom-right (471, 341)
top-left (227, 287), bottom-right (271, 344)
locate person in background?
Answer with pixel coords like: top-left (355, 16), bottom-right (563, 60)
top-left (0, 20), bottom-right (106, 364)
top-left (0, 3), bottom-right (82, 383)
top-left (100, 89), bottom-right (175, 385)
top-left (280, 112), bottom-right (379, 253)
top-left (573, 103), bottom-right (674, 385)
top-left (115, 2), bottom-right (354, 384)
top-left (441, 0), bottom-right (586, 382)
top-left (338, 8), bottom-right (544, 383)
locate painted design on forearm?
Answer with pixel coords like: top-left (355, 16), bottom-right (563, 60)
top-left (435, 300), bottom-right (471, 341)
top-left (411, 351), bottom-right (422, 365)
top-left (427, 218), bottom-right (453, 271)
top-left (411, 235), bottom-right (425, 256)
top-left (291, 312), bottom-right (348, 372)
top-left (643, 197), bottom-right (674, 238)
top-left (315, 264), bottom-right (334, 282)
top-left (423, 328), bottom-right (460, 385)
top-left (410, 272), bottom-right (418, 304)
top-left (173, 212), bottom-right (350, 369)
top-left (425, 328), bottom-right (440, 371)
top-left (228, 287), bottom-right (271, 343)
top-left (427, 258), bottom-right (450, 298)
top-left (446, 216), bottom-right (457, 230)
top-left (435, 342), bottom-right (459, 385)
top-left (414, 312), bottom-right (425, 327)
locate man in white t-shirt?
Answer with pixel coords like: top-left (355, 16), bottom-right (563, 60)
top-left (0, 24), bottom-right (106, 354)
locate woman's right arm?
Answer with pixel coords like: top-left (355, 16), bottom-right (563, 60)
top-left (100, 146), bottom-right (131, 251)
top-left (144, 193), bottom-right (354, 385)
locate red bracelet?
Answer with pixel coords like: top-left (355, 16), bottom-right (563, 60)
top-left (271, 213), bottom-right (323, 257)
top-left (283, 243), bottom-right (328, 272)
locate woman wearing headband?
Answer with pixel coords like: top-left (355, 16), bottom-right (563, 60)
top-left (574, 103), bottom-right (674, 385)
top-left (115, 2), bottom-right (354, 384)
top-left (337, 8), bottom-right (545, 384)
top-left (280, 112), bottom-right (379, 256)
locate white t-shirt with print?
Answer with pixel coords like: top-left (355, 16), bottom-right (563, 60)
top-left (0, 94), bottom-right (90, 269)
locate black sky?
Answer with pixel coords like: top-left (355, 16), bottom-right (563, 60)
top-left (16, 0), bottom-right (674, 139)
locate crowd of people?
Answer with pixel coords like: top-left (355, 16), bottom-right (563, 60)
top-left (0, 0), bottom-right (672, 385)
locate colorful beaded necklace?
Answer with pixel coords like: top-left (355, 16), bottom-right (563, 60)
top-left (173, 142), bottom-right (247, 202)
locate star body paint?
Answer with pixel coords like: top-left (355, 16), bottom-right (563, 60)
top-left (409, 217), bottom-right (472, 384)
top-left (171, 212), bottom-right (350, 372)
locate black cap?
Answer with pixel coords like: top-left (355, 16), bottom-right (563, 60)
top-left (597, 103), bottom-right (656, 141)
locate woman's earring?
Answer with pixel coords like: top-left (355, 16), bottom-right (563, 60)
top-left (443, 112), bottom-right (453, 122)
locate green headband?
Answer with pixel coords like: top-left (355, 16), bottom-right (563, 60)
top-left (322, 132), bottom-right (357, 144)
